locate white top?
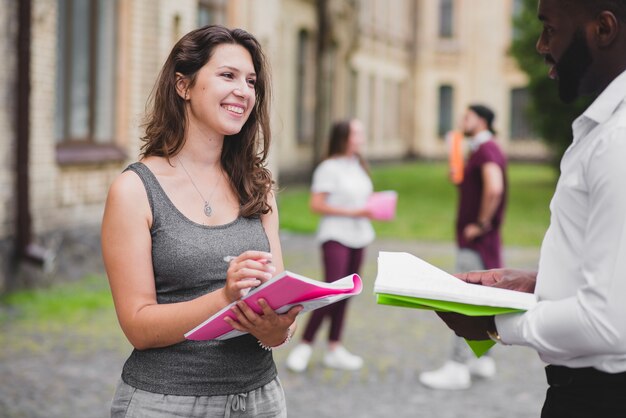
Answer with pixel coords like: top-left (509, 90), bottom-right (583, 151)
top-left (496, 69), bottom-right (626, 373)
top-left (311, 156), bottom-right (375, 248)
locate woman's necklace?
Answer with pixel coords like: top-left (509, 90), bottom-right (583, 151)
top-left (177, 156), bottom-right (220, 218)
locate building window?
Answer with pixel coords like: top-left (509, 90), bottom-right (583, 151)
top-left (359, 0), bottom-right (375, 35)
top-left (295, 30), bottom-right (315, 144)
top-left (326, 43), bottom-right (337, 126)
top-left (512, 0), bottom-right (524, 40)
top-left (55, 0), bottom-right (117, 145)
top-left (510, 87), bottom-right (533, 140)
top-left (439, 0), bottom-right (454, 38)
top-left (198, 0), bottom-right (226, 27)
top-left (347, 67), bottom-right (358, 118)
top-left (384, 80), bottom-right (400, 140)
top-left (438, 85), bottom-right (454, 138)
top-left (367, 74), bottom-right (377, 144)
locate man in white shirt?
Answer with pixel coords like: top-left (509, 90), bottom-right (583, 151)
top-left (436, 1), bottom-right (626, 416)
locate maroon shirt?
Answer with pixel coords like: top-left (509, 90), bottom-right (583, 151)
top-left (456, 139), bottom-right (507, 269)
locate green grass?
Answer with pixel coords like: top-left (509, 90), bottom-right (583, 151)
top-left (277, 161), bottom-right (556, 247)
top-left (0, 274), bottom-right (126, 353)
top-left (0, 275), bottom-right (114, 325)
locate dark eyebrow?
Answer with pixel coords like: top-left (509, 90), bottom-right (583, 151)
top-left (217, 65), bottom-right (256, 77)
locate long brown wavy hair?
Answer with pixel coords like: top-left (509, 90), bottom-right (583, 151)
top-left (140, 25), bottom-right (273, 217)
top-left (326, 119), bottom-right (370, 175)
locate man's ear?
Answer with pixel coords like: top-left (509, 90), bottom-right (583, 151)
top-left (595, 11), bottom-right (619, 49)
top-left (175, 72), bottom-right (190, 100)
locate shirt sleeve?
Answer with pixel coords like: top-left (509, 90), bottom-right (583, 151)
top-left (496, 127), bottom-right (626, 363)
top-left (311, 161), bottom-right (336, 193)
top-left (473, 143), bottom-right (500, 166)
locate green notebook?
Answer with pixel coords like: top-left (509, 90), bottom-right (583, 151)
top-left (376, 293), bottom-right (527, 356)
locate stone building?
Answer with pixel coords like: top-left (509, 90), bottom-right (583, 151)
top-left (0, 0), bottom-right (541, 290)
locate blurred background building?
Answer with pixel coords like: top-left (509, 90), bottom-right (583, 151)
top-left (0, 0), bottom-right (546, 290)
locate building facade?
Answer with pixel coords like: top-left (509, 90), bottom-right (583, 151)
top-left (412, 0), bottom-right (543, 158)
top-left (0, 0), bottom-right (541, 290)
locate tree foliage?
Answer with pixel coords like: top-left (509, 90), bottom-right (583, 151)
top-left (510, 0), bottom-right (592, 166)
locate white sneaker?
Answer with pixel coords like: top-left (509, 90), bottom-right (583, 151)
top-left (285, 343), bottom-right (312, 372)
top-left (323, 345), bottom-right (363, 371)
top-left (419, 361), bottom-right (471, 390)
top-left (468, 356), bottom-right (496, 379)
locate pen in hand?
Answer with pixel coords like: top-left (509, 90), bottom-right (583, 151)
top-left (224, 254), bottom-right (274, 297)
top-left (223, 255), bottom-right (273, 264)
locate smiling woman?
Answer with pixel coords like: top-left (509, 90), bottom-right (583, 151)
top-left (101, 25), bottom-right (299, 418)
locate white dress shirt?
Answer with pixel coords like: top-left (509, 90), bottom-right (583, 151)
top-left (496, 69), bottom-right (626, 372)
top-left (311, 156), bottom-right (375, 249)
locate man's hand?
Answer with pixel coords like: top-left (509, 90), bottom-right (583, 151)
top-left (463, 223), bottom-right (484, 241)
top-left (454, 268), bottom-right (537, 293)
top-left (434, 269), bottom-right (537, 340)
top-left (436, 312), bottom-right (496, 341)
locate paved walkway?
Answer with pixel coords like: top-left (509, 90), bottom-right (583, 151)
top-left (0, 234), bottom-right (547, 418)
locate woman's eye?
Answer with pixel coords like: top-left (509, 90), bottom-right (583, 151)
top-left (247, 79), bottom-right (257, 87)
top-left (221, 72), bottom-right (234, 79)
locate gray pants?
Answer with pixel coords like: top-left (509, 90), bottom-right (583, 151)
top-left (450, 248), bottom-right (489, 363)
top-left (110, 377), bottom-right (287, 418)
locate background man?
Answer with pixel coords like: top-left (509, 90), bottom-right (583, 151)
top-left (420, 104), bottom-right (507, 390)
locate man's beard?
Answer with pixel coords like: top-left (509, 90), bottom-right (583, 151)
top-left (555, 29), bottom-right (593, 103)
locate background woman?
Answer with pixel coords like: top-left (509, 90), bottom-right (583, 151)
top-left (285, 119), bottom-right (374, 372)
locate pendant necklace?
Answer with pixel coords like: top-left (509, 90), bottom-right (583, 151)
top-left (177, 156), bottom-right (220, 218)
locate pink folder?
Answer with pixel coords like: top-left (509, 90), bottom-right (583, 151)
top-left (185, 271), bottom-right (363, 341)
top-left (366, 191), bottom-right (398, 221)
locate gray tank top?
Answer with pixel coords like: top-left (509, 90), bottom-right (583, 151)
top-left (120, 162), bottom-right (276, 396)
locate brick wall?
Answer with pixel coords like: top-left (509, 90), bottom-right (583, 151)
top-left (26, 0), bottom-right (198, 237)
top-left (30, 0), bottom-right (61, 235)
top-left (1, 0), bottom-right (203, 290)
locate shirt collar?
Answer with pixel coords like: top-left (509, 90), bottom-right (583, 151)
top-left (581, 69), bottom-right (626, 125)
top-left (468, 130), bottom-right (493, 151)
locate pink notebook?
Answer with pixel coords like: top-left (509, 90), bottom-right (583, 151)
top-left (366, 191), bottom-right (398, 221)
top-left (185, 271), bottom-right (363, 341)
